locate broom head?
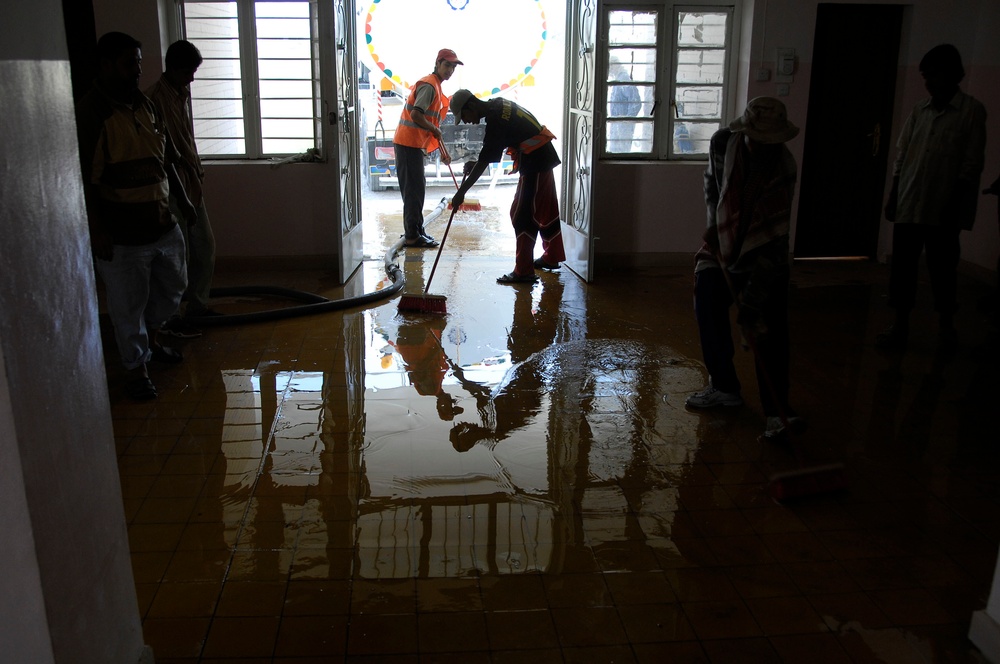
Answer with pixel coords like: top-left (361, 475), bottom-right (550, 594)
top-left (397, 293), bottom-right (447, 314)
top-left (448, 197), bottom-right (481, 211)
top-left (768, 463), bottom-right (848, 502)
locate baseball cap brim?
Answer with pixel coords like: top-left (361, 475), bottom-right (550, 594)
top-left (437, 49), bottom-right (463, 65)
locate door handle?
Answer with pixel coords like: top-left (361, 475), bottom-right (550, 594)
top-left (866, 122), bottom-right (881, 157)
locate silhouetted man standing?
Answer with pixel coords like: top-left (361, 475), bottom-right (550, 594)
top-left (878, 44), bottom-right (986, 350)
top-left (76, 32), bottom-right (195, 399)
top-left (147, 39), bottom-right (220, 337)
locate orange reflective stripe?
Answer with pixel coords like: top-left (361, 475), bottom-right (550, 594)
top-left (394, 74), bottom-right (448, 151)
top-left (401, 103), bottom-right (443, 123)
top-left (519, 126), bottom-right (556, 154)
top-left (402, 102), bottom-right (443, 123)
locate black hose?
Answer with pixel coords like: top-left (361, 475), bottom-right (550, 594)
top-left (186, 198), bottom-right (449, 326)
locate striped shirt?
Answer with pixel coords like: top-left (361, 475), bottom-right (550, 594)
top-left (76, 84), bottom-right (175, 245)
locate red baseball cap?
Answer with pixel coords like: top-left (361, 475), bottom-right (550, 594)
top-left (437, 48), bottom-right (464, 65)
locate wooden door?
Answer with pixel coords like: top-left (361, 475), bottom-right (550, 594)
top-left (794, 4), bottom-right (903, 259)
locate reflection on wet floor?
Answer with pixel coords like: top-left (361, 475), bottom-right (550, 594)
top-left (112, 195), bottom-right (1000, 661)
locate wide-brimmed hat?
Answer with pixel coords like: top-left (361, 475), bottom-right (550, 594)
top-left (729, 97), bottom-right (799, 144)
top-left (437, 48), bottom-right (463, 65)
top-left (449, 88), bottom-right (475, 123)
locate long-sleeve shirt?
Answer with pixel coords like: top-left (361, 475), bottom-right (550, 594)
top-left (695, 129), bottom-right (797, 313)
top-left (145, 75), bottom-right (203, 206)
top-left (696, 129), bottom-right (796, 271)
top-left (892, 90), bottom-right (986, 229)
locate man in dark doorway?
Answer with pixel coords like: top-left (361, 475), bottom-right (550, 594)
top-left (146, 39), bottom-right (220, 339)
top-left (685, 97), bottom-right (802, 442)
top-left (392, 48), bottom-right (462, 248)
top-left (76, 32), bottom-right (196, 399)
top-left (449, 89), bottom-right (566, 283)
top-left (877, 44), bottom-right (987, 350)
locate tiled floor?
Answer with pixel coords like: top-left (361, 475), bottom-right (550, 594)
top-left (109, 197), bottom-right (1000, 662)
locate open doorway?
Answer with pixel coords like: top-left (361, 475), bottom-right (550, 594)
top-left (351, 0), bottom-right (568, 262)
top-left (794, 4), bottom-right (903, 259)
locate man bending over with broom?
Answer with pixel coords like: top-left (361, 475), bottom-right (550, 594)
top-left (686, 97), bottom-right (803, 442)
top-left (449, 89), bottom-right (566, 284)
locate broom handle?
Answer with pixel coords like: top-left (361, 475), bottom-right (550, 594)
top-left (425, 205), bottom-right (456, 294)
top-left (425, 170), bottom-right (468, 295)
top-left (741, 330), bottom-right (803, 459)
top-left (439, 142), bottom-right (461, 190)
top-left (714, 254), bottom-right (802, 463)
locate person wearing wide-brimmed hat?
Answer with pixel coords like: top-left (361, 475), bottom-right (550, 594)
top-left (685, 97), bottom-right (803, 442)
top-left (393, 48), bottom-right (463, 248)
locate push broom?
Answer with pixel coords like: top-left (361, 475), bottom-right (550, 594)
top-left (714, 253), bottom-right (848, 501)
top-left (396, 172), bottom-right (467, 315)
top-left (746, 330), bottom-right (849, 501)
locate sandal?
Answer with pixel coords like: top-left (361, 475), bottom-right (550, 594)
top-left (496, 271), bottom-right (539, 284)
top-left (126, 375), bottom-right (157, 400)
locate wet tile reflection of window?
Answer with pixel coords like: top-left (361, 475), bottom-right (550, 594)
top-left (270, 373), bottom-right (325, 483)
top-left (220, 370), bottom-right (265, 494)
top-left (355, 502), bottom-right (555, 578)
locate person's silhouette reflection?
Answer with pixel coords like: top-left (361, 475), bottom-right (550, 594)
top-left (449, 277), bottom-right (564, 451)
top-left (391, 314), bottom-right (463, 421)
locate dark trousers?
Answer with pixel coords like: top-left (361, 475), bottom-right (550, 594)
top-left (694, 267), bottom-right (791, 417)
top-left (888, 223), bottom-right (961, 315)
top-left (395, 144), bottom-right (427, 241)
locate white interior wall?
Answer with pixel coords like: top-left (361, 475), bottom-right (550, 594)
top-left (1, 0), bottom-right (149, 661)
top-left (0, 342), bottom-right (55, 664)
top-left (202, 163), bottom-right (340, 260)
top-left (93, 0), bottom-right (166, 89)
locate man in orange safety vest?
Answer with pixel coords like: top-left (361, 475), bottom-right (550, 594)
top-left (392, 48), bottom-right (462, 248)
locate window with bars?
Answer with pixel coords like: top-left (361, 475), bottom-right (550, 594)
top-left (182, 0), bottom-right (321, 158)
top-left (602, 5), bottom-right (735, 159)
